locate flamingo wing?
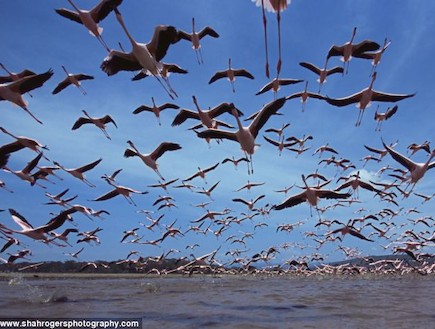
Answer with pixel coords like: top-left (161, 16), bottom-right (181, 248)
top-left (72, 117), bottom-right (92, 130)
top-left (371, 90), bottom-right (416, 103)
top-left (233, 69), bottom-right (255, 79)
top-left (208, 71), bottom-right (228, 84)
top-left (209, 102), bottom-right (242, 118)
top-left (198, 26), bottom-right (219, 39)
top-left (150, 142), bottom-right (182, 160)
top-left (9, 209), bottom-right (34, 230)
top-left (147, 25), bottom-right (181, 62)
top-left (171, 109), bottom-right (200, 126)
top-left (55, 8), bottom-right (82, 24)
top-left (52, 78), bottom-right (72, 94)
top-left (299, 62), bottom-right (321, 75)
top-left (92, 189), bottom-right (119, 202)
top-left (385, 105), bottom-right (399, 119)
top-left (197, 128), bottom-right (238, 143)
top-left (133, 105), bottom-right (153, 114)
top-left (273, 191), bottom-right (307, 210)
top-left (90, 0), bottom-right (123, 22)
top-left (102, 115), bottom-right (117, 128)
top-left (249, 97), bottom-right (287, 137)
top-left (325, 91), bottom-right (364, 107)
top-left (76, 158), bottom-right (103, 173)
top-left (383, 142), bottom-right (417, 172)
top-left (75, 74), bottom-right (94, 82)
top-left (101, 50), bottom-right (142, 76)
top-left (255, 81), bottom-right (274, 95)
top-left (12, 69), bottom-right (53, 94)
top-left (159, 103), bottom-right (180, 111)
top-left (352, 40), bottom-right (381, 55)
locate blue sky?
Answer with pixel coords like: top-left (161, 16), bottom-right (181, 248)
top-left (1, 1), bottom-right (434, 265)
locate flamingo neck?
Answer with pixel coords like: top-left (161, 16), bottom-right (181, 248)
top-left (67, 0), bottom-right (81, 13)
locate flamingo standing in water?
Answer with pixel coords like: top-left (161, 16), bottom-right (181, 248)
top-left (197, 97), bottom-right (287, 174)
top-left (252, 0), bottom-right (291, 78)
top-left (178, 17), bottom-right (219, 64)
top-left (0, 69), bottom-right (53, 124)
top-left (55, 0), bottom-right (123, 52)
top-left (325, 72), bottom-right (415, 126)
top-left (101, 8), bottom-right (181, 99)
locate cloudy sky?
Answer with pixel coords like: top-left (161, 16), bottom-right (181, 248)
top-left (1, 0), bottom-right (434, 265)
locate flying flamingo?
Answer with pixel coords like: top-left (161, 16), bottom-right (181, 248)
top-left (72, 110), bottom-right (117, 139)
top-left (353, 38), bottom-right (391, 76)
top-left (1, 208), bottom-right (77, 243)
top-left (133, 97), bottom-right (180, 126)
top-left (55, 0), bottom-right (123, 52)
top-left (52, 66), bottom-right (94, 95)
top-left (374, 105), bottom-right (398, 131)
top-left (0, 127), bottom-right (49, 159)
top-left (101, 8), bottom-right (181, 99)
top-left (327, 27), bottom-right (380, 74)
top-left (172, 96), bottom-right (242, 129)
top-left (325, 72), bottom-right (415, 126)
top-left (3, 153), bottom-right (45, 188)
top-left (299, 60), bottom-right (344, 92)
top-left (382, 141), bottom-right (435, 192)
top-left (197, 97), bottom-right (287, 174)
top-left (272, 174), bottom-right (351, 217)
top-left (255, 77), bottom-right (303, 99)
top-left (178, 17), bottom-right (219, 64)
top-left (0, 69), bottom-right (53, 124)
top-left (208, 58), bottom-right (254, 93)
top-left (124, 140), bottom-right (181, 180)
top-left (92, 180), bottom-right (148, 206)
top-left (53, 158), bottom-right (103, 188)
top-left (285, 81), bottom-right (325, 112)
top-left (252, 0), bottom-right (291, 78)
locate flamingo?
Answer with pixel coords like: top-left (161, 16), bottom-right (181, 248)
top-left (252, 0), bottom-right (291, 77)
top-left (172, 96), bottom-right (242, 129)
top-left (272, 175), bottom-right (351, 216)
top-left (327, 224), bottom-right (374, 242)
top-left (0, 63), bottom-right (36, 86)
top-left (72, 110), bottom-right (117, 139)
top-left (353, 38), bottom-right (391, 76)
top-left (52, 66), bottom-right (94, 95)
top-left (374, 105), bottom-right (398, 131)
top-left (93, 181), bottom-right (148, 206)
top-left (132, 62), bottom-right (188, 81)
top-left (327, 27), bottom-right (380, 74)
top-left (124, 140), bottom-right (181, 180)
top-left (101, 8), bottom-right (180, 99)
top-left (197, 97), bottom-right (287, 174)
top-left (232, 195), bottom-right (266, 211)
top-left (382, 141), bottom-right (435, 192)
top-left (262, 135), bottom-right (297, 156)
top-left (0, 127), bottom-right (49, 159)
top-left (1, 208), bottom-right (77, 243)
top-left (3, 152), bottom-right (45, 188)
top-left (285, 81), bottom-right (325, 112)
top-left (183, 162), bottom-right (220, 183)
top-left (178, 17), bottom-right (219, 64)
top-left (299, 60), bottom-right (344, 92)
top-left (48, 228), bottom-right (79, 247)
top-left (221, 156), bottom-right (250, 170)
top-left (0, 69), bottom-right (53, 124)
top-left (133, 97), bottom-right (179, 126)
top-left (325, 72), bottom-right (415, 126)
top-left (55, 0), bottom-right (123, 52)
top-left (255, 77), bottom-right (303, 99)
top-left (53, 158), bottom-right (102, 188)
top-left (208, 58), bottom-right (254, 93)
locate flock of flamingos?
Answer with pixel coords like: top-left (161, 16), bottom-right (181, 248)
top-left (0, 0), bottom-right (434, 275)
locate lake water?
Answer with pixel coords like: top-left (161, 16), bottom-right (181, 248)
top-left (0, 274), bottom-right (434, 329)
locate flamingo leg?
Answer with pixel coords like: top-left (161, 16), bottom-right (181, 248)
top-left (22, 107), bottom-right (43, 125)
top-left (276, 10), bottom-right (282, 77)
top-left (261, 0), bottom-right (270, 78)
top-left (153, 75), bottom-right (175, 100)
